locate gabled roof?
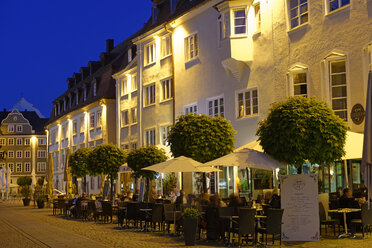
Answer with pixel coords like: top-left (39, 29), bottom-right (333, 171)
top-left (0, 110), bottom-right (48, 135)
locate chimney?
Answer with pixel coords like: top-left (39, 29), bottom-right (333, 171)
top-left (80, 67), bottom-right (89, 80)
top-left (67, 78), bottom-right (74, 89)
top-left (106, 39), bottom-right (114, 53)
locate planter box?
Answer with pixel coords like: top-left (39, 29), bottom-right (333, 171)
top-left (183, 218), bottom-right (198, 246)
top-left (22, 198), bottom-right (30, 206)
top-left (37, 200), bottom-right (44, 209)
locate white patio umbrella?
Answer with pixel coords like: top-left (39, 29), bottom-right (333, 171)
top-left (235, 140), bottom-right (263, 152)
top-left (142, 156), bottom-right (221, 173)
top-left (363, 71), bottom-right (372, 205)
top-left (204, 148), bottom-right (284, 170)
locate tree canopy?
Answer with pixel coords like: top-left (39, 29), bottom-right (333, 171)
top-left (167, 114), bottom-right (236, 163)
top-left (17, 176), bottom-right (32, 187)
top-left (69, 147), bottom-right (92, 178)
top-left (256, 97), bottom-right (347, 169)
top-left (126, 146), bottom-right (167, 180)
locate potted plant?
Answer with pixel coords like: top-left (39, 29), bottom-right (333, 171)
top-left (35, 177), bottom-right (46, 208)
top-left (183, 207), bottom-right (199, 246)
top-left (17, 176), bottom-right (32, 206)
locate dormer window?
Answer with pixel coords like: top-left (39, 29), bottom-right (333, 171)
top-left (93, 83), bottom-right (97, 96)
top-left (84, 88), bottom-right (87, 101)
top-left (128, 48), bottom-right (132, 63)
top-left (152, 6), bottom-right (159, 24)
top-left (63, 100), bottom-right (66, 111)
top-left (76, 90), bottom-right (79, 105)
top-left (233, 9), bottom-right (247, 35)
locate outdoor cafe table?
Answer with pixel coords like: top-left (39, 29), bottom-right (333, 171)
top-left (328, 208), bottom-right (361, 238)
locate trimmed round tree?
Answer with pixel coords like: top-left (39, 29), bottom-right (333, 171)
top-left (256, 96), bottom-right (347, 173)
top-left (167, 114), bottom-right (236, 192)
top-left (69, 147), bottom-right (92, 193)
top-left (126, 146), bottom-right (167, 201)
top-left (89, 144), bottom-right (127, 200)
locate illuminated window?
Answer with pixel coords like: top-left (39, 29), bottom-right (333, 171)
top-left (16, 138), bottom-right (22, 146)
top-left (25, 138), bottom-right (30, 146)
top-left (8, 125), bottom-right (14, 132)
top-left (25, 150), bottom-right (31, 158)
top-left (0, 139), bottom-right (4, 145)
top-left (96, 111), bottom-right (102, 128)
top-left (233, 9), bottom-right (246, 35)
top-left (25, 163), bottom-right (31, 172)
top-left (8, 163), bottom-right (14, 172)
top-left (327, 0), bottom-right (350, 13)
top-left (144, 129), bottom-right (156, 146)
top-left (131, 74), bottom-right (137, 91)
top-left (144, 42), bottom-right (156, 66)
top-left (16, 151), bottom-right (22, 158)
top-left (16, 125), bottom-right (23, 132)
top-left (144, 84), bottom-right (156, 106)
top-left (161, 35), bottom-right (172, 58)
top-left (289, 66), bottom-right (308, 97)
top-left (288, 0), bottom-right (308, 29)
top-left (160, 125), bottom-right (171, 146)
top-left (128, 48), bottom-right (132, 63)
top-left (80, 116), bottom-right (85, 133)
top-left (185, 104), bottom-right (197, 114)
top-left (16, 163), bottom-right (22, 172)
top-left (38, 150), bottom-right (46, 158)
top-left (38, 138), bottom-right (46, 145)
top-left (121, 110), bottom-right (129, 127)
top-left (237, 88), bottom-right (258, 118)
top-left (121, 78), bottom-right (129, 96)
top-left (8, 138), bottom-right (14, 146)
top-left (37, 162), bottom-right (46, 172)
top-left (185, 34), bottom-right (198, 61)
top-left (72, 120), bottom-right (77, 135)
top-left (208, 97), bottom-right (224, 117)
top-left (254, 3), bottom-right (261, 33)
top-left (8, 151), bottom-right (14, 158)
top-left (329, 58), bottom-right (348, 120)
top-left (131, 107), bottom-right (137, 124)
top-left (90, 113), bottom-right (95, 129)
top-left (161, 78), bottom-right (173, 101)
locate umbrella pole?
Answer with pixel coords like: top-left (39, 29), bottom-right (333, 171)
top-left (344, 160), bottom-right (349, 188)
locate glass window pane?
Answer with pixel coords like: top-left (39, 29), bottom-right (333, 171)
top-left (300, 0), bottom-right (307, 4)
top-left (331, 61), bottom-right (346, 73)
top-left (235, 19), bottom-right (246, 26)
top-left (335, 110), bottom-right (347, 120)
top-left (291, 19), bottom-right (298, 28)
top-left (341, 0), bottom-right (350, 7)
top-left (290, 0), bottom-right (298, 9)
top-left (330, 0), bottom-right (339, 11)
top-left (290, 9), bottom-right (298, 19)
top-left (235, 27), bottom-right (246, 34)
top-left (299, 3), bottom-right (308, 14)
top-left (332, 98), bottom-right (347, 110)
top-left (234, 10), bottom-right (245, 18)
top-left (331, 74), bottom-right (346, 86)
top-left (332, 86), bottom-right (347, 98)
top-left (300, 13), bottom-right (308, 24)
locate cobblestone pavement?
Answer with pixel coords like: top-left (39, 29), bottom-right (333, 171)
top-left (1, 201), bottom-right (372, 248)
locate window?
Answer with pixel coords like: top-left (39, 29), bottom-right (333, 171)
top-left (96, 111), bottom-right (102, 128)
top-left (8, 163), bottom-right (14, 172)
top-left (161, 35), bottom-right (172, 58)
top-left (161, 78), bottom-right (173, 101)
top-left (8, 125), bottom-right (14, 132)
top-left (93, 83), bottom-right (97, 96)
top-left (37, 162), bottom-right (46, 172)
top-left (329, 59), bottom-right (348, 120)
top-left (25, 150), bottom-right (31, 158)
top-left (38, 138), bottom-right (46, 145)
top-left (144, 42), bottom-right (156, 65)
top-left (121, 110), bottom-right (129, 127)
top-left (25, 138), bottom-right (30, 146)
top-left (38, 150), bottom-right (46, 158)
top-left (25, 162), bottom-right (31, 172)
top-left (160, 125), bottom-right (171, 146)
top-left (73, 120), bottom-right (77, 135)
top-left (233, 9), bottom-right (246, 35)
top-left (237, 88), bottom-right (259, 118)
top-left (16, 125), bottom-right (22, 132)
top-left (185, 104), bottom-right (198, 114)
top-left (80, 116), bottom-right (85, 133)
top-left (185, 34), bottom-right (198, 61)
top-left (131, 143), bottom-right (137, 150)
top-left (76, 91), bottom-right (79, 105)
top-left (8, 151), bottom-right (14, 158)
top-left (122, 144), bottom-right (129, 150)
top-left (208, 97), bottom-right (224, 117)
top-left (144, 129), bottom-right (156, 146)
top-left (121, 78), bottom-right (129, 96)
top-left (16, 163), bottom-right (22, 172)
top-left (90, 113), bottom-right (95, 129)
top-left (328, 0), bottom-right (350, 13)
top-left (16, 151), bottom-right (22, 158)
top-left (128, 48), bottom-right (133, 63)
top-left (16, 138), bottom-right (22, 146)
top-left (131, 107), bottom-right (137, 124)
top-left (131, 74), bottom-right (137, 91)
top-left (254, 3), bottom-right (261, 33)
top-left (289, 68), bottom-right (308, 97)
top-left (83, 88), bottom-right (87, 101)
top-left (288, 0), bottom-right (308, 29)
top-left (0, 163), bottom-right (4, 169)
top-left (144, 84), bottom-right (156, 106)
top-left (8, 138), bottom-right (14, 146)
top-left (62, 124), bottom-right (66, 140)
top-left (0, 138), bottom-right (4, 145)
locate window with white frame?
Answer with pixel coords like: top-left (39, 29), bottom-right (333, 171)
top-left (131, 143), bottom-right (137, 150)
top-left (161, 35), bottom-right (172, 58)
top-left (121, 77), bottom-right (129, 96)
top-left (62, 124), bottom-right (66, 140)
top-left (128, 48), bottom-right (133, 63)
top-left (144, 84), bottom-right (156, 106)
top-left (233, 9), bottom-right (247, 35)
top-left (93, 82), bottom-right (97, 96)
top-left (83, 88), bottom-right (87, 101)
top-left (121, 110), bottom-right (129, 127)
top-left (8, 163), bottom-right (14, 172)
top-left (0, 138), bottom-right (4, 145)
top-left (38, 138), bottom-right (46, 146)
top-left (8, 151), bottom-right (14, 158)
top-left (288, 0), bottom-right (308, 29)
top-left (80, 116), bottom-right (85, 133)
top-left (185, 34), bottom-right (198, 61)
top-left (327, 0), bottom-right (350, 13)
top-left (25, 162), bottom-right (31, 172)
top-left (73, 120), bottom-right (77, 135)
top-left (289, 68), bottom-right (308, 97)
top-left (184, 104), bottom-right (198, 114)
top-left (8, 125), bottom-right (14, 132)
top-left (329, 58), bottom-right (348, 120)
top-left (90, 113), bottom-right (95, 129)
top-left (254, 3), bottom-right (261, 33)
top-left (144, 129), bottom-right (156, 146)
top-left (131, 107), bottom-right (137, 124)
top-left (16, 138), bottom-right (22, 146)
top-left (25, 150), bottom-right (31, 158)
top-left (16, 163), bottom-right (22, 172)
top-left (16, 125), bottom-right (22, 132)
top-left (37, 162), bottom-right (46, 172)
top-left (131, 74), bottom-right (137, 91)
top-left (25, 138), bottom-right (30, 146)
top-left (38, 150), bottom-right (46, 158)
top-left (161, 78), bottom-right (173, 101)
top-left (16, 151), bottom-right (22, 158)
top-left (96, 111), bottom-right (102, 128)
top-left (237, 88), bottom-right (259, 118)
top-left (160, 125), bottom-right (171, 146)
top-left (76, 91), bottom-right (79, 105)
top-left (208, 97), bottom-right (224, 117)
top-left (144, 42), bottom-right (156, 66)
top-left (8, 138), bottom-right (14, 146)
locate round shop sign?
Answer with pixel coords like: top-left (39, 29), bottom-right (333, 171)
top-left (350, 103), bottom-right (365, 125)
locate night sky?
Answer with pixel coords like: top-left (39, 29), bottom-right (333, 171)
top-left (0, 0), bottom-right (152, 117)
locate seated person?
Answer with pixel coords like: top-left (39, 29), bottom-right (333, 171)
top-left (339, 188), bottom-right (360, 235)
top-left (270, 187), bottom-right (281, 209)
top-left (69, 194), bottom-right (79, 217)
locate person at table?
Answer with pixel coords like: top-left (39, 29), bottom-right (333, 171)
top-left (132, 189), bottom-right (139, 202)
top-left (339, 188), bottom-right (360, 235)
top-left (175, 189), bottom-right (187, 205)
top-left (270, 187), bottom-right (281, 209)
top-left (209, 193), bottom-right (227, 207)
top-left (264, 191), bottom-right (273, 204)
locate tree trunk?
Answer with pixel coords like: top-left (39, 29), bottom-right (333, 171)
top-left (202, 173), bottom-right (207, 193)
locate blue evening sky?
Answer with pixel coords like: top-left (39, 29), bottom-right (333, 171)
top-left (0, 0), bottom-right (152, 117)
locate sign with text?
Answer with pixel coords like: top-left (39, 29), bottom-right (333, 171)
top-left (280, 174), bottom-right (319, 241)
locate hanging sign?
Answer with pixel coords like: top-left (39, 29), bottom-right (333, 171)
top-left (351, 103), bottom-right (365, 125)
